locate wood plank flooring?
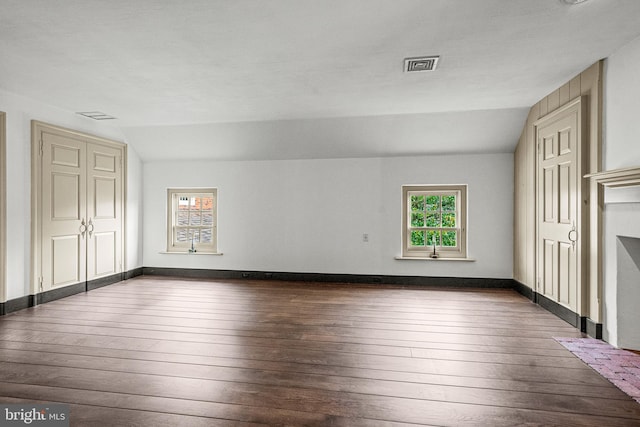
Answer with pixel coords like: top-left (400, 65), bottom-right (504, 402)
top-left (1, 276), bottom-right (640, 426)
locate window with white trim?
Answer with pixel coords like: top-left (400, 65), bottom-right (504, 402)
top-left (402, 185), bottom-right (467, 258)
top-left (167, 188), bottom-right (217, 253)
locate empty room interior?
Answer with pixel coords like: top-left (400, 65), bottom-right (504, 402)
top-left (2, 0), bottom-right (640, 425)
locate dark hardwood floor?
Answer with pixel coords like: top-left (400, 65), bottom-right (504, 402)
top-left (1, 276), bottom-right (640, 426)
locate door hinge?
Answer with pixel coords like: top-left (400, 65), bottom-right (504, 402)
top-left (39, 139), bottom-right (43, 156)
top-left (38, 277), bottom-right (43, 292)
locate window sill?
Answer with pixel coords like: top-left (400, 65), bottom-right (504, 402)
top-left (160, 251), bottom-right (223, 256)
top-left (395, 256), bottom-right (475, 262)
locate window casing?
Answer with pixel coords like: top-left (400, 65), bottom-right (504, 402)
top-left (402, 185), bottom-right (467, 258)
top-left (167, 188), bottom-right (217, 253)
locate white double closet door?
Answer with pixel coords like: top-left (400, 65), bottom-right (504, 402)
top-left (37, 124), bottom-right (123, 292)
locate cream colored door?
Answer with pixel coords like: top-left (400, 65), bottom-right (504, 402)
top-left (41, 131), bottom-right (87, 290)
top-left (86, 143), bottom-right (122, 281)
top-left (36, 122), bottom-right (124, 293)
top-left (536, 98), bottom-right (584, 313)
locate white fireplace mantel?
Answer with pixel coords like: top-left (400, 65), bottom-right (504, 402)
top-left (585, 166), bottom-right (640, 188)
top-left (586, 166), bottom-right (640, 204)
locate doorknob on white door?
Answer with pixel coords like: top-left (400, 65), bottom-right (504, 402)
top-left (568, 221), bottom-right (577, 250)
top-left (88, 218), bottom-right (94, 238)
top-left (79, 219), bottom-right (87, 238)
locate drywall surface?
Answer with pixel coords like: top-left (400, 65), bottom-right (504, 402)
top-left (143, 153), bottom-right (513, 279)
top-left (602, 34), bottom-right (640, 346)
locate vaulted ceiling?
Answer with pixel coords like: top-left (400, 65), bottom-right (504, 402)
top-left (2, 0), bottom-right (640, 160)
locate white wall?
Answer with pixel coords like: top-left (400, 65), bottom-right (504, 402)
top-left (602, 34), bottom-right (640, 347)
top-left (143, 153), bottom-right (513, 279)
top-left (0, 89), bottom-right (141, 301)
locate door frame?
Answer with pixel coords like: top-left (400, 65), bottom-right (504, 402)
top-left (534, 96), bottom-right (588, 318)
top-left (0, 112), bottom-right (6, 304)
top-left (31, 121), bottom-right (127, 295)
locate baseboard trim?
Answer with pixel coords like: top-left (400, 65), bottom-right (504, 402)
top-left (86, 272), bottom-right (126, 291)
top-left (36, 282), bottom-right (86, 305)
top-left (125, 267), bottom-right (144, 280)
top-left (536, 293), bottom-right (580, 328)
top-left (512, 280), bottom-right (535, 301)
top-left (0, 268), bottom-right (142, 316)
top-left (511, 281), bottom-right (603, 338)
top-left (141, 267), bottom-right (514, 288)
top-left (0, 295), bottom-right (34, 316)
top-left (585, 317), bottom-right (603, 339)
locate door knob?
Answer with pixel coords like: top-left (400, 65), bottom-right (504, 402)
top-left (88, 218), bottom-right (94, 237)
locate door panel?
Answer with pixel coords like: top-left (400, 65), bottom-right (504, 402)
top-left (86, 143), bottom-right (122, 281)
top-left (558, 162), bottom-right (572, 224)
top-left (536, 98), bottom-right (583, 313)
top-left (52, 236), bottom-right (81, 286)
top-left (41, 132), bottom-right (87, 290)
top-left (93, 231), bottom-right (116, 277)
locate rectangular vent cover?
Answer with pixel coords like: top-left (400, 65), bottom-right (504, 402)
top-left (404, 56), bottom-right (440, 73)
top-left (77, 111), bottom-right (117, 120)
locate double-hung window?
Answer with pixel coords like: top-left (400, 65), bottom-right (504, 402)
top-left (167, 188), bottom-right (217, 253)
top-left (402, 185), bottom-right (467, 258)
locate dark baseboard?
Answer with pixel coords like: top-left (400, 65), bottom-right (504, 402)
top-left (0, 268), bottom-right (141, 316)
top-left (586, 317), bottom-right (603, 339)
top-left (86, 272), bottom-right (126, 291)
top-left (536, 293), bottom-right (580, 328)
top-left (141, 267), bottom-right (514, 288)
top-left (125, 267), bottom-right (144, 280)
top-left (36, 282), bottom-right (86, 305)
top-left (512, 280), bottom-right (535, 301)
top-left (0, 295), bottom-right (34, 316)
top-left (511, 280), bottom-right (603, 338)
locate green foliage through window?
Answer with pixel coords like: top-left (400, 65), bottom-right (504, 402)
top-left (409, 193), bottom-right (458, 247)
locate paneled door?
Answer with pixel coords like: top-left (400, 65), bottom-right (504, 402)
top-left (35, 122), bottom-right (124, 292)
top-left (536, 98), bottom-right (584, 314)
top-left (41, 131), bottom-right (87, 290)
top-left (86, 143), bottom-right (122, 281)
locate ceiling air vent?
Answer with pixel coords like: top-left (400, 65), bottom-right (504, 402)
top-left (77, 111), bottom-right (117, 120)
top-left (404, 56), bottom-right (440, 73)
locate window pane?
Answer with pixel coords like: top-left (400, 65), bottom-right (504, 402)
top-left (442, 195), bottom-right (456, 211)
top-left (176, 228), bottom-right (188, 243)
top-left (425, 212), bottom-right (441, 227)
top-left (427, 230), bottom-right (440, 246)
top-left (201, 197), bottom-right (213, 211)
top-left (442, 231), bottom-right (457, 247)
top-left (190, 229), bottom-right (200, 243)
top-left (411, 230), bottom-right (425, 246)
top-left (201, 228), bottom-right (213, 243)
top-left (410, 195), bottom-right (425, 211)
top-left (426, 195), bottom-right (440, 211)
top-left (190, 211), bottom-right (201, 226)
top-left (177, 210), bottom-right (189, 226)
top-left (411, 212), bottom-right (425, 227)
top-left (442, 212), bottom-right (456, 227)
top-left (202, 211), bottom-right (214, 226)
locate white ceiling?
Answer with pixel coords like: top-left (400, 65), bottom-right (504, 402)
top-left (2, 0), bottom-right (640, 160)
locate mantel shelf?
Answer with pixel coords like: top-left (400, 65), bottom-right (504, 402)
top-left (585, 166), bottom-right (640, 188)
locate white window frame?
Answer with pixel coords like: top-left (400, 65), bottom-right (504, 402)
top-left (166, 188), bottom-right (218, 253)
top-left (402, 184), bottom-right (467, 259)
